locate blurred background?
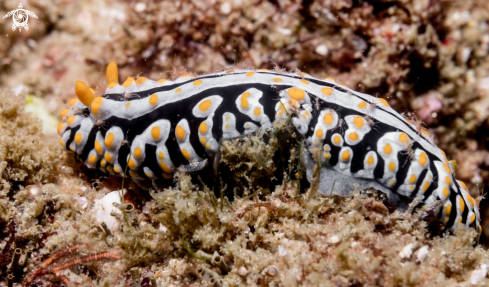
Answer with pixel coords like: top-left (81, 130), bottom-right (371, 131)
top-left (1, 0), bottom-right (489, 245)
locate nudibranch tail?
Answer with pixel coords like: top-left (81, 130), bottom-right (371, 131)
top-left (58, 61), bottom-right (481, 236)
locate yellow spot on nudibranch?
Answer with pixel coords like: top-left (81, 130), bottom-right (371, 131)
top-left (273, 78), bottom-right (282, 82)
top-left (316, 129), bottom-right (324, 138)
top-left (288, 88), bottom-right (305, 100)
top-left (106, 165), bottom-right (112, 172)
top-left (91, 97), bottom-right (104, 115)
top-left (325, 77), bottom-right (335, 82)
top-left (105, 133), bottom-right (114, 147)
top-left (176, 126), bottom-right (186, 140)
top-left (241, 92), bottom-right (251, 109)
top-left (333, 135), bottom-right (341, 145)
top-left (60, 109), bottom-right (69, 118)
top-left (246, 71), bottom-right (255, 77)
top-left (125, 102), bottom-right (131, 108)
top-left (199, 99), bottom-right (212, 111)
top-left (128, 158), bottom-right (136, 169)
top-left (443, 187), bottom-right (449, 198)
top-left (206, 143), bottom-right (211, 148)
top-left (349, 132), bottom-right (358, 141)
top-left (59, 139), bottom-right (64, 146)
top-left (254, 107), bottom-right (261, 116)
top-left (136, 77), bottom-right (147, 85)
top-left (159, 161), bottom-right (171, 173)
top-left (459, 197), bottom-right (465, 213)
top-left (409, 175), bottom-right (417, 184)
top-left (199, 122), bottom-right (208, 134)
top-left (193, 79), bottom-right (203, 86)
top-left (175, 88), bottom-right (182, 93)
top-left (421, 129), bottom-right (430, 137)
top-left (158, 79), bottom-right (167, 83)
top-left (104, 153), bottom-right (113, 163)
top-left (69, 98), bottom-right (78, 107)
top-left (470, 214), bottom-right (476, 224)
top-left (353, 116), bottom-right (364, 128)
top-left (423, 180), bottom-right (431, 192)
top-left (200, 137), bottom-right (206, 144)
top-left (100, 159), bottom-right (106, 167)
top-left (57, 123), bottom-right (65, 135)
top-left (445, 176), bottom-right (452, 185)
top-left (449, 160), bottom-right (458, 172)
top-left (149, 94), bottom-right (158, 105)
top-left (181, 149), bottom-right (191, 159)
top-left (378, 98), bottom-right (389, 107)
top-left (321, 87), bottom-right (333, 96)
top-left (74, 133), bottom-right (82, 144)
top-left (388, 162), bottom-right (396, 171)
top-left (443, 164), bottom-right (452, 175)
top-left (399, 133), bottom-right (409, 144)
top-left (225, 124), bottom-right (230, 129)
top-left (341, 150), bottom-right (350, 161)
top-left (134, 147), bottom-right (142, 158)
top-left (324, 113), bottom-right (334, 125)
top-left (114, 166), bottom-right (120, 173)
top-left (123, 77), bottom-right (135, 87)
top-left (95, 141), bottom-right (102, 154)
top-left (468, 194), bottom-right (475, 207)
top-left (358, 101), bottom-right (367, 109)
top-left (67, 116), bottom-right (76, 125)
top-left (324, 153), bottom-right (331, 159)
top-left (158, 152), bottom-right (164, 159)
top-left (419, 152), bottom-right (427, 166)
top-left (151, 126), bottom-right (161, 140)
top-left (300, 79), bottom-right (309, 84)
top-left (383, 144), bottom-right (392, 155)
top-left (367, 156), bottom-right (374, 165)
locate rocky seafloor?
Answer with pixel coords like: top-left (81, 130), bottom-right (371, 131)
top-left (1, 0), bottom-right (489, 286)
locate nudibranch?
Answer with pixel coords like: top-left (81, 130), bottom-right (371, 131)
top-left (57, 61), bottom-right (481, 234)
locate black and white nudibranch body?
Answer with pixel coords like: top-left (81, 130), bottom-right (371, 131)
top-left (58, 61), bottom-right (481, 234)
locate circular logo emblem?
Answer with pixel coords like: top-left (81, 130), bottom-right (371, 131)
top-left (13, 9), bottom-right (28, 28)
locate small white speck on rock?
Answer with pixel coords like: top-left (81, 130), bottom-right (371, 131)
top-left (315, 44), bottom-right (328, 56)
top-left (220, 2), bottom-right (231, 15)
top-left (272, 198), bottom-right (282, 209)
top-left (327, 235), bottom-right (340, 244)
top-left (399, 243), bottom-right (418, 259)
top-left (238, 266), bottom-right (248, 276)
top-left (470, 264), bottom-right (488, 285)
top-left (267, 265), bottom-right (279, 276)
top-left (278, 245), bottom-right (287, 256)
top-left (416, 246), bottom-right (429, 262)
top-left (134, 2), bottom-right (146, 12)
top-left (26, 185), bottom-right (42, 197)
